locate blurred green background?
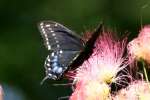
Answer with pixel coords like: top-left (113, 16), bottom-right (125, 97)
top-left (0, 0), bottom-right (150, 100)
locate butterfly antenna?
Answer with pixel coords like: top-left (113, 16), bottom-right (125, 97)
top-left (40, 76), bottom-right (49, 85)
top-left (58, 96), bottom-right (70, 100)
top-left (52, 83), bottom-right (73, 86)
top-left (94, 21), bottom-right (103, 34)
top-left (140, 2), bottom-right (150, 29)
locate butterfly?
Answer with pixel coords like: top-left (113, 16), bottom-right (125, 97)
top-left (38, 21), bottom-right (102, 83)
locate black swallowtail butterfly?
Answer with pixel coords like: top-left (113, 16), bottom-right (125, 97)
top-left (38, 21), bottom-right (102, 83)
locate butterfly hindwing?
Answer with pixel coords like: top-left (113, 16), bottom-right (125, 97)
top-left (44, 50), bottom-right (81, 79)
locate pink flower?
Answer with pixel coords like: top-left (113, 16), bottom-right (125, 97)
top-left (113, 80), bottom-right (150, 100)
top-left (128, 25), bottom-right (150, 64)
top-left (0, 85), bottom-right (3, 100)
top-left (70, 30), bottom-right (130, 100)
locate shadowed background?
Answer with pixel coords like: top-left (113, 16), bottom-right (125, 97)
top-left (0, 0), bottom-right (150, 100)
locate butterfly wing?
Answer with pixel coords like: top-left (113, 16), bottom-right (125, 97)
top-left (38, 21), bottom-right (84, 80)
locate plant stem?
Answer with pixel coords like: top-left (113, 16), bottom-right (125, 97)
top-left (142, 61), bottom-right (149, 82)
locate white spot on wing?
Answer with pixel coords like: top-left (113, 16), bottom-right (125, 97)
top-left (59, 50), bottom-right (63, 54)
top-left (47, 45), bottom-right (51, 50)
top-left (51, 30), bottom-right (54, 32)
top-left (40, 22), bottom-right (44, 26)
top-left (54, 23), bottom-right (58, 27)
top-left (57, 44), bottom-right (60, 48)
top-left (48, 68), bottom-right (51, 70)
top-left (51, 52), bottom-right (55, 57)
top-left (47, 63), bottom-right (50, 66)
top-left (44, 34), bottom-right (48, 37)
top-left (48, 73), bottom-right (52, 76)
top-left (46, 41), bottom-right (49, 45)
top-left (52, 33), bottom-right (56, 36)
top-left (45, 37), bottom-right (48, 41)
top-left (47, 58), bottom-right (50, 62)
top-left (45, 24), bottom-right (50, 27)
top-left (41, 28), bottom-right (46, 34)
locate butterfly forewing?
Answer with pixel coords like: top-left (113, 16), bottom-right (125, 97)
top-left (38, 21), bottom-right (84, 51)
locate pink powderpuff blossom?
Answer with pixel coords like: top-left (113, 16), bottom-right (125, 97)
top-left (128, 25), bottom-right (150, 64)
top-left (113, 80), bottom-right (150, 100)
top-left (75, 31), bottom-right (129, 84)
top-left (70, 30), bottom-right (130, 100)
top-left (70, 81), bottom-right (111, 100)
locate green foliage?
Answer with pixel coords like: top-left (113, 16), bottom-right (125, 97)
top-left (0, 0), bottom-right (150, 99)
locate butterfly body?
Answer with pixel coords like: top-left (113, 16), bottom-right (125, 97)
top-left (38, 21), bottom-right (102, 82)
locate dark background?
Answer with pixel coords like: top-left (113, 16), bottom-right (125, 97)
top-left (0, 0), bottom-right (150, 100)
